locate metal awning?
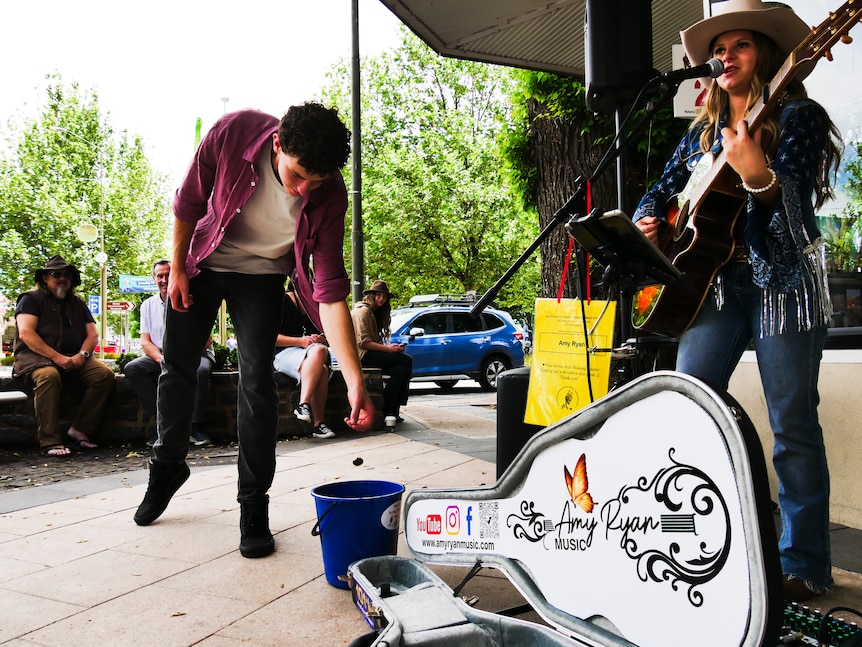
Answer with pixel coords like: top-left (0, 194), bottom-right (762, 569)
top-left (378, 0), bottom-right (707, 79)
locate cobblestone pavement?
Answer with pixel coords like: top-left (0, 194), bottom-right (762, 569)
top-left (0, 440), bottom-right (242, 491)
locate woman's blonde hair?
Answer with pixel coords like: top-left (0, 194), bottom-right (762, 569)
top-left (691, 31), bottom-right (841, 209)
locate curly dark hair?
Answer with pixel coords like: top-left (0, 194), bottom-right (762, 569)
top-left (278, 102), bottom-right (351, 176)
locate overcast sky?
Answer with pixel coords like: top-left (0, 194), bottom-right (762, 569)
top-left (0, 0), bottom-right (403, 189)
top-left (3, 0), bottom-right (860, 208)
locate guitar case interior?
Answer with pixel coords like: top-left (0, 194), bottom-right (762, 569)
top-left (348, 371), bottom-right (783, 646)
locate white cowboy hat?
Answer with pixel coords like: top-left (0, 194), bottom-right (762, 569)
top-left (680, 0), bottom-right (813, 82)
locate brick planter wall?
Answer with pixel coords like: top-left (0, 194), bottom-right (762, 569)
top-left (0, 367), bottom-right (385, 449)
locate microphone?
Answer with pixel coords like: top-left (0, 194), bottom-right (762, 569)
top-left (658, 58), bottom-right (724, 85)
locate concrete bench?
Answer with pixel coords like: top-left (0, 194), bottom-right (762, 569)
top-left (0, 367), bottom-right (386, 449)
top-left (0, 390), bottom-right (27, 404)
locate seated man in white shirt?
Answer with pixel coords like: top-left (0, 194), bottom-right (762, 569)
top-left (123, 260), bottom-right (215, 446)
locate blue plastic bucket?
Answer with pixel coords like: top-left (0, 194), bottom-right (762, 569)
top-left (311, 480), bottom-right (405, 589)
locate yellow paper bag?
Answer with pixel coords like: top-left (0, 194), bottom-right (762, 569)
top-left (524, 297), bottom-right (616, 426)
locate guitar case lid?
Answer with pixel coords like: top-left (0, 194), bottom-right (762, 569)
top-left (348, 555), bottom-right (578, 646)
top-left (403, 371), bottom-right (783, 647)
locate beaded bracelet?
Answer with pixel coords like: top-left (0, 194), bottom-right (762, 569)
top-left (741, 167), bottom-right (777, 194)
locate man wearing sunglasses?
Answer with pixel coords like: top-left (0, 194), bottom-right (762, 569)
top-left (13, 255), bottom-right (115, 457)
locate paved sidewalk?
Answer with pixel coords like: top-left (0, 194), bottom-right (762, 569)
top-left (0, 389), bottom-right (550, 646)
top-left (1, 386), bottom-right (861, 646)
top-left (0, 431), bottom-right (520, 646)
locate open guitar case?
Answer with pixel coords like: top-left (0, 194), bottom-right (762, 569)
top-left (346, 371), bottom-right (784, 647)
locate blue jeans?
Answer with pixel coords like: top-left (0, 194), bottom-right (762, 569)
top-left (676, 263), bottom-right (831, 588)
top-left (154, 269), bottom-right (285, 502)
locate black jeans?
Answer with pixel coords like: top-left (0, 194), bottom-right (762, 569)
top-left (154, 269), bottom-right (284, 502)
top-left (360, 350), bottom-right (413, 415)
top-left (124, 354), bottom-right (213, 423)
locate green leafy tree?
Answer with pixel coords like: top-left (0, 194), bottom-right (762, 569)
top-left (321, 29), bottom-right (540, 314)
top-left (0, 75), bottom-right (170, 304)
top-left (822, 141), bottom-right (862, 272)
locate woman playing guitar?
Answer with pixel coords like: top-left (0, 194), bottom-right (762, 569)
top-left (634, 0), bottom-right (843, 604)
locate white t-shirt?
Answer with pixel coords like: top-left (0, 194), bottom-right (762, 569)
top-left (202, 145), bottom-right (301, 274)
top-left (139, 294), bottom-right (166, 349)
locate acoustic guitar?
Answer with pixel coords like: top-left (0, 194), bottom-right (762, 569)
top-left (632, 1), bottom-right (861, 338)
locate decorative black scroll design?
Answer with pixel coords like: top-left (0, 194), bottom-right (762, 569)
top-left (619, 449), bottom-right (731, 607)
top-left (506, 500), bottom-right (550, 543)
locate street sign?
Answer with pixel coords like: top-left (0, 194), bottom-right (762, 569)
top-left (119, 274), bottom-right (157, 293)
top-left (106, 300), bottom-right (136, 313)
top-left (88, 295), bottom-right (101, 315)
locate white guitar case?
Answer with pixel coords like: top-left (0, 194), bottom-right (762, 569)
top-left (349, 371), bottom-right (782, 646)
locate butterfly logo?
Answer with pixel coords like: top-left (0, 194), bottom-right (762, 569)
top-left (564, 453), bottom-right (594, 514)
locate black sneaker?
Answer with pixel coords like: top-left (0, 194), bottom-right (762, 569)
top-left (239, 496), bottom-right (275, 558)
top-left (293, 402), bottom-right (313, 423)
top-left (312, 423), bottom-right (336, 439)
top-left (189, 425), bottom-right (211, 446)
top-left (133, 459), bottom-right (191, 526)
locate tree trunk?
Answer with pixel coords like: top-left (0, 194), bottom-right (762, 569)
top-left (527, 98), bottom-right (647, 299)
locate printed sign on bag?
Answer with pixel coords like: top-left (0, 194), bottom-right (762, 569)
top-left (524, 298), bottom-right (616, 426)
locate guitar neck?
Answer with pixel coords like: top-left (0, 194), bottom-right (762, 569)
top-left (685, 0), bottom-right (862, 209)
top-left (747, 58), bottom-right (794, 132)
top-left (687, 57), bottom-right (798, 208)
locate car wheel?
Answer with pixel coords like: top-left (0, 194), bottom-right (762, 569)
top-left (434, 380), bottom-right (458, 391)
top-left (478, 356), bottom-right (510, 391)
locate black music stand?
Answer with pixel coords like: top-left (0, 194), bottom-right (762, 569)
top-left (565, 208), bottom-right (683, 293)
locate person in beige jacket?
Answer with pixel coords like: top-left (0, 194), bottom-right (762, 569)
top-left (351, 280), bottom-right (412, 424)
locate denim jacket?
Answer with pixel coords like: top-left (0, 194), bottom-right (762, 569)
top-left (633, 99), bottom-right (832, 335)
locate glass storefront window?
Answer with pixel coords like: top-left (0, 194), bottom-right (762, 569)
top-left (785, 1), bottom-right (862, 337)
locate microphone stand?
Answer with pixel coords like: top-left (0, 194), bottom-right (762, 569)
top-left (470, 77), bottom-right (682, 318)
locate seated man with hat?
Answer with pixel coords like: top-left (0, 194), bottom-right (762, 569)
top-left (13, 255), bottom-right (116, 456)
top-left (351, 280), bottom-right (413, 424)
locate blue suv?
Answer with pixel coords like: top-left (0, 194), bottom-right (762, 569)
top-left (388, 295), bottom-right (525, 391)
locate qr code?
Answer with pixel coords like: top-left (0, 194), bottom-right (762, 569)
top-left (479, 501), bottom-right (499, 539)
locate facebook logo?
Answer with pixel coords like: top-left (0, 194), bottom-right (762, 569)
top-left (466, 506), bottom-right (473, 536)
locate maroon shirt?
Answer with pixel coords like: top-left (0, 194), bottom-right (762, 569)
top-left (172, 109), bottom-right (350, 330)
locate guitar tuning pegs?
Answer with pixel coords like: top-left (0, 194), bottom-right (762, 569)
top-left (841, 34), bottom-right (853, 44)
top-left (825, 49), bottom-right (834, 61)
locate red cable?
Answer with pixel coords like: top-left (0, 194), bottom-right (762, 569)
top-left (557, 238), bottom-right (574, 303)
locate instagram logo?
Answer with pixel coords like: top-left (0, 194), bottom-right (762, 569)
top-left (446, 506), bottom-right (460, 535)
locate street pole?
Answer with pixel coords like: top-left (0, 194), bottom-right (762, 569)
top-left (218, 98), bottom-right (229, 345)
top-left (52, 127), bottom-right (108, 358)
top-left (97, 181), bottom-right (107, 359)
top-left (350, 0), bottom-right (364, 304)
